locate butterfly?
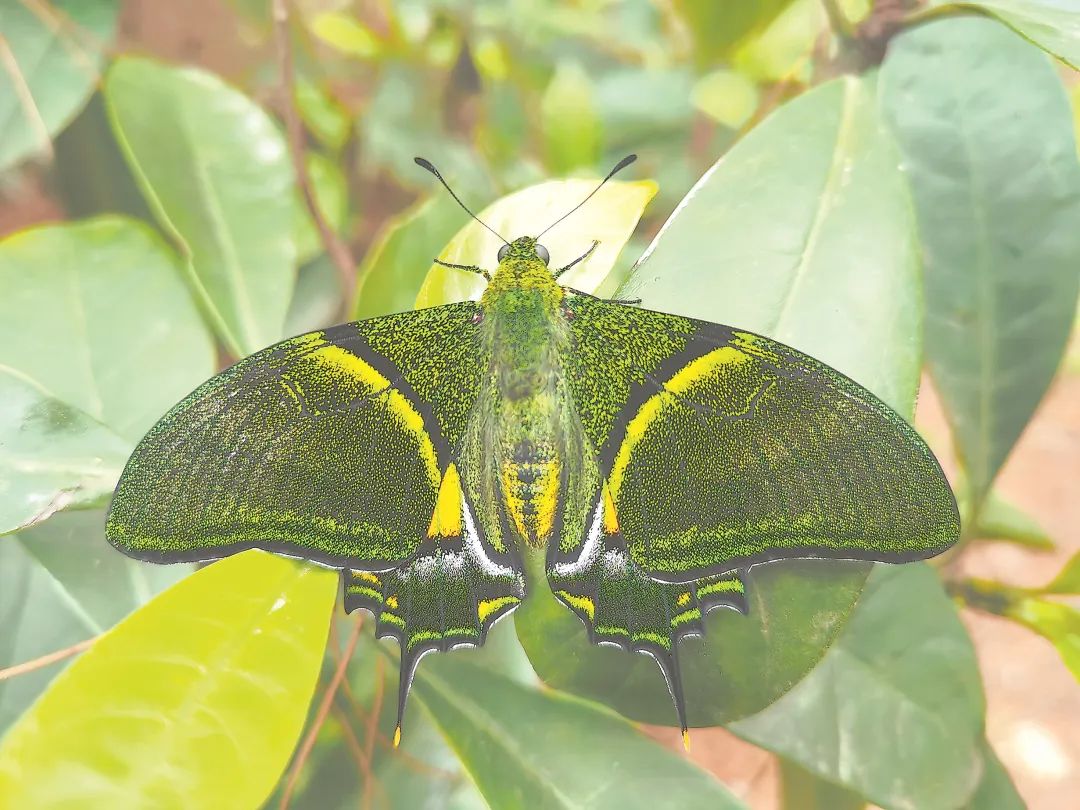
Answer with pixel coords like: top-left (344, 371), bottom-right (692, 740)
top-left (106, 155), bottom-right (960, 749)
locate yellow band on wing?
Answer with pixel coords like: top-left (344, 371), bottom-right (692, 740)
top-left (609, 346), bottom-right (748, 503)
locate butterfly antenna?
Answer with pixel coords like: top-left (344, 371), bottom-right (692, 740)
top-left (536, 153), bottom-right (638, 240)
top-left (414, 156), bottom-right (509, 246)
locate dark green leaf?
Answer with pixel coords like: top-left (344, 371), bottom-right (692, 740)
top-left (0, 510), bottom-right (189, 734)
top-left (927, 0), bottom-right (1080, 69)
top-left (105, 57), bottom-right (297, 356)
top-left (413, 655), bottom-right (748, 810)
top-left (731, 564), bottom-right (985, 810)
top-left (0, 368), bottom-right (129, 535)
top-left (0, 0), bottom-right (118, 171)
top-left (0, 216), bottom-right (215, 441)
top-left (881, 17), bottom-right (1080, 506)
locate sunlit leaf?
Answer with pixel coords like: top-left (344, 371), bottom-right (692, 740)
top-left (731, 564), bottom-right (985, 809)
top-left (415, 178), bottom-right (657, 307)
top-left (0, 510), bottom-right (189, 735)
top-left (0, 551), bottom-right (337, 809)
top-left (309, 11), bottom-right (382, 60)
top-left (1044, 552), bottom-right (1080, 595)
top-left (732, 0), bottom-right (823, 83)
top-left (1007, 597), bottom-right (1080, 681)
top-left (0, 216), bottom-right (214, 441)
top-left (105, 57), bottom-right (297, 356)
top-left (881, 18), bottom-right (1080, 506)
top-left (0, 368), bottom-right (128, 536)
top-left (673, 0), bottom-right (801, 64)
top-left (691, 69), bottom-right (759, 129)
top-left (0, 0), bottom-right (118, 171)
top-left (294, 78), bottom-right (351, 152)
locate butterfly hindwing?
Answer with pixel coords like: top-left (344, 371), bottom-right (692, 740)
top-left (106, 303), bottom-right (485, 570)
top-left (559, 297), bottom-right (960, 584)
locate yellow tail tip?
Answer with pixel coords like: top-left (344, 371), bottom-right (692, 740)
top-left (393, 726), bottom-right (401, 748)
top-left (682, 729), bottom-right (691, 752)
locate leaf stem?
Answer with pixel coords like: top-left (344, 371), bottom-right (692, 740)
top-left (0, 636), bottom-right (98, 682)
top-left (278, 614), bottom-right (364, 810)
top-left (271, 0), bottom-right (357, 309)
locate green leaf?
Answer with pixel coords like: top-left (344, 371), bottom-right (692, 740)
top-left (881, 18), bottom-right (1080, 506)
top-left (518, 74), bottom-right (922, 728)
top-left (731, 564), bottom-right (985, 809)
top-left (732, 0), bottom-right (824, 83)
top-left (541, 61), bottom-right (601, 173)
top-left (927, 0), bottom-right (1080, 69)
top-left (0, 217), bottom-right (215, 441)
top-left (0, 510), bottom-right (189, 734)
top-left (352, 193), bottom-right (465, 320)
top-left (972, 489), bottom-right (1055, 550)
top-left (415, 178), bottom-right (657, 307)
top-left (673, 0), bottom-right (801, 64)
top-left (1044, 552), bottom-right (1080, 594)
top-left (0, 551), bottom-right (337, 809)
top-left (965, 740), bottom-right (1025, 810)
top-left (1006, 596), bottom-right (1080, 681)
top-left (294, 78), bottom-right (351, 153)
top-left (778, 760), bottom-right (864, 810)
top-left (292, 151), bottom-right (349, 266)
top-left (285, 255), bottom-right (342, 336)
top-left (691, 69), bottom-right (760, 129)
top-left (412, 655), bottom-right (748, 810)
top-left (0, 367), bottom-right (129, 535)
top-left (105, 57), bottom-right (298, 356)
top-left (310, 11), bottom-right (382, 60)
top-left (0, 0), bottom-right (118, 171)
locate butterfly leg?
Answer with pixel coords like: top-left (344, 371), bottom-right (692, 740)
top-left (433, 258), bottom-right (491, 281)
top-left (342, 535), bottom-right (523, 745)
top-left (553, 240), bottom-right (600, 280)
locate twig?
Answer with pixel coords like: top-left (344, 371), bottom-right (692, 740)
top-left (0, 636), bottom-right (97, 682)
top-left (361, 655), bottom-right (386, 810)
top-left (271, 0), bottom-right (357, 306)
top-left (279, 615), bottom-right (364, 810)
top-left (0, 34), bottom-right (54, 161)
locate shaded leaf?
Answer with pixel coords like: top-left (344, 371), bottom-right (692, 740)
top-left (972, 489), bottom-right (1054, 550)
top-left (105, 57), bottom-right (297, 356)
top-left (731, 564), bottom-right (985, 810)
top-left (292, 151), bottom-right (349, 266)
top-left (881, 18), bottom-right (1080, 505)
top-left (778, 760), bottom-right (864, 810)
top-left (541, 61), bottom-right (601, 173)
top-left (927, 0), bottom-right (1080, 69)
top-left (519, 75), bottom-right (922, 728)
top-left (965, 740), bottom-right (1025, 810)
top-left (0, 0), bottom-right (118, 171)
top-left (415, 178), bottom-right (657, 306)
top-left (0, 216), bottom-right (215, 441)
top-left (353, 193), bottom-right (465, 319)
top-left (0, 551), bottom-right (337, 809)
top-left (412, 655), bottom-right (748, 810)
top-left (0, 510), bottom-right (189, 734)
top-left (0, 367), bottom-right (129, 535)
top-left (285, 255), bottom-right (342, 336)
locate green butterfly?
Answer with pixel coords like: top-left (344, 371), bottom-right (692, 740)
top-left (106, 155), bottom-right (960, 749)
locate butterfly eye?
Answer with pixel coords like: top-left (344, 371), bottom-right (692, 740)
top-left (497, 244), bottom-right (510, 262)
top-left (536, 244), bottom-right (550, 265)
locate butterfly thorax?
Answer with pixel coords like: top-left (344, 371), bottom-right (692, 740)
top-left (481, 246), bottom-right (570, 549)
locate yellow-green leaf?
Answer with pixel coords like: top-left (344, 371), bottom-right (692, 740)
top-left (310, 12), bottom-right (382, 60)
top-left (541, 61), bottom-right (601, 173)
top-left (1044, 552), bottom-right (1080, 595)
top-left (691, 69), bottom-right (760, 129)
top-left (1007, 597), bottom-right (1080, 682)
top-left (0, 551), bottom-right (337, 810)
top-left (414, 178), bottom-right (656, 307)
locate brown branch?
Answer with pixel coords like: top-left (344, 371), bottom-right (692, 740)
top-left (361, 655), bottom-right (386, 810)
top-left (279, 615), bottom-right (364, 810)
top-left (0, 636), bottom-right (97, 682)
top-left (271, 0), bottom-right (357, 306)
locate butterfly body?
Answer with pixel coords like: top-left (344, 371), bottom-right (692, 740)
top-left (107, 233), bottom-right (960, 747)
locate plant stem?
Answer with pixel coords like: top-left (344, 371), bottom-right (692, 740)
top-left (0, 637), bottom-right (98, 682)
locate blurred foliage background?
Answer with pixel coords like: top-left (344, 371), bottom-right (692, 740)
top-left (1, 1), bottom-right (1079, 808)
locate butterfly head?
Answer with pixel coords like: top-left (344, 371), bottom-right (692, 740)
top-left (497, 236), bottom-right (550, 267)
